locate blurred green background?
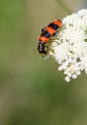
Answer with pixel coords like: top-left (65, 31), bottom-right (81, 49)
top-left (1, 0), bottom-right (87, 125)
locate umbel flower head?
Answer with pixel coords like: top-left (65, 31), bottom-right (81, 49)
top-left (48, 9), bottom-right (87, 82)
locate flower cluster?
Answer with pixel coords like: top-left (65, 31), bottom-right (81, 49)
top-left (49, 9), bottom-right (87, 82)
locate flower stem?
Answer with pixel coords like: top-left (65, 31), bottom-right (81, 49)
top-left (55, 0), bottom-right (72, 14)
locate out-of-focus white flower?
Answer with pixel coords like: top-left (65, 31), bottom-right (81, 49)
top-left (49, 9), bottom-right (87, 82)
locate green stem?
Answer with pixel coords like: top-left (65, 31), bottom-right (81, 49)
top-left (55, 0), bottom-right (72, 14)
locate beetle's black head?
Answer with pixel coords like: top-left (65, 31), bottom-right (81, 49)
top-left (37, 41), bottom-right (47, 54)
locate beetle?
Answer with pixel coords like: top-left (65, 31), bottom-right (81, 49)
top-left (37, 19), bottom-right (62, 56)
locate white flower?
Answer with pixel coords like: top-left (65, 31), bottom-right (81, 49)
top-left (49, 9), bottom-right (87, 82)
